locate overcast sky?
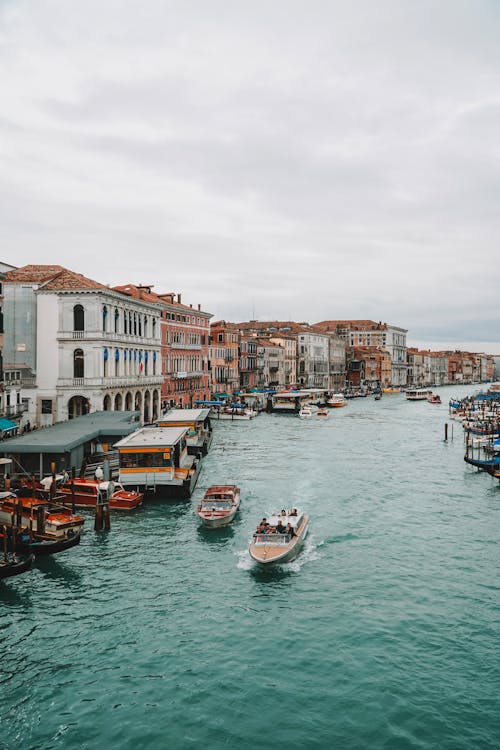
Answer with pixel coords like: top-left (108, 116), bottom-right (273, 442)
top-left (1, 0), bottom-right (499, 352)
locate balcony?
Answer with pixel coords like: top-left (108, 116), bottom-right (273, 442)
top-left (57, 330), bottom-right (161, 345)
top-left (5, 402), bottom-right (28, 416)
top-left (169, 342), bottom-right (202, 350)
top-left (57, 375), bottom-right (163, 389)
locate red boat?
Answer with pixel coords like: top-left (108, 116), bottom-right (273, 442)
top-left (0, 491), bottom-right (85, 540)
top-left (196, 485), bottom-right (241, 528)
top-left (34, 477), bottom-right (143, 511)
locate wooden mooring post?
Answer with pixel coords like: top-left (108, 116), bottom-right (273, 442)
top-left (94, 487), bottom-right (111, 531)
top-left (444, 422), bottom-right (448, 441)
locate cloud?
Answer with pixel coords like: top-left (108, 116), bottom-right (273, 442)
top-left (1, 0), bottom-right (500, 351)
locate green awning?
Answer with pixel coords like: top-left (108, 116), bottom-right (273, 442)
top-left (0, 418), bottom-right (17, 432)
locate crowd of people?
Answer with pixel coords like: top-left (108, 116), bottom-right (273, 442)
top-left (255, 509), bottom-right (299, 537)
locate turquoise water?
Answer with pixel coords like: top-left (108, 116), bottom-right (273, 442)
top-left (2, 387), bottom-right (500, 750)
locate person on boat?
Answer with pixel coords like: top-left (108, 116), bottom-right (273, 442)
top-left (286, 523), bottom-right (295, 537)
top-left (280, 509), bottom-right (287, 517)
top-left (62, 469), bottom-right (69, 484)
top-left (276, 520), bottom-right (286, 534)
top-left (94, 465), bottom-right (104, 481)
top-left (290, 508), bottom-right (298, 516)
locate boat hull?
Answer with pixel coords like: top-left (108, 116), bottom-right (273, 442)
top-left (249, 516), bottom-right (309, 565)
top-left (197, 509), bottom-right (238, 528)
top-left (15, 532), bottom-right (81, 556)
top-left (0, 554), bottom-right (34, 580)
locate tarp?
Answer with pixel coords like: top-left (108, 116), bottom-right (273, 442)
top-left (0, 418), bottom-right (17, 432)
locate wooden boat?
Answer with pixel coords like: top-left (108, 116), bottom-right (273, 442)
top-left (0, 551), bottom-right (34, 580)
top-left (210, 405), bottom-right (257, 420)
top-left (54, 479), bottom-right (143, 510)
top-left (249, 509), bottom-right (309, 565)
top-left (196, 485), bottom-right (240, 528)
top-left (316, 408), bottom-right (329, 418)
top-left (382, 387), bottom-right (401, 394)
top-left (14, 529), bottom-right (81, 556)
top-left (0, 492), bottom-right (85, 549)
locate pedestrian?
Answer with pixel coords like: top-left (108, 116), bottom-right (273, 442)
top-left (94, 465), bottom-right (104, 481)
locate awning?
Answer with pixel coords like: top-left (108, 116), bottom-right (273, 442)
top-left (0, 418), bottom-right (17, 432)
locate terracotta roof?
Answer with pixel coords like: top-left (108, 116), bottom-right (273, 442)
top-left (114, 284), bottom-right (211, 315)
top-left (313, 320), bottom-right (387, 331)
top-left (3, 264), bottom-right (107, 291)
top-left (3, 265), bottom-right (66, 284)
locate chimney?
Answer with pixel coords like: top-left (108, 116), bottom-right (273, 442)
top-left (198, 304), bottom-right (201, 311)
top-left (178, 293), bottom-right (182, 304)
top-left (189, 304), bottom-right (192, 308)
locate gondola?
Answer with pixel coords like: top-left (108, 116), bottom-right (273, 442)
top-left (0, 553), bottom-right (34, 580)
top-left (14, 530), bottom-right (81, 556)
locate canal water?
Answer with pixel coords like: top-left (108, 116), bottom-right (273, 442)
top-left (2, 386), bottom-right (499, 750)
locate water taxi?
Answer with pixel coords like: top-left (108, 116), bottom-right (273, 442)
top-left (196, 485), bottom-right (240, 528)
top-left (115, 426), bottom-right (201, 500)
top-left (210, 404), bottom-right (257, 420)
top-left (317, 408), bottom-right (329, 418)
top-left (327, 393), bottom-right (347, 408)
top-left (427, 393), bottom-right (442, 405)
top-left (405, 389), bottom-right (433, 401)
top-left (382, 387), bottom-right (401, 394)
top-left (156, 408), bottom-right (213, 456)
top-left (249, 509), bottom-right (309, 565)
top-left (299, 405), bottom-right (313, 419)
top-left (54, 479), bottom-right (143, 510)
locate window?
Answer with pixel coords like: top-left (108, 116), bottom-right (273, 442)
top-left (123, 310), bottom-right (128, 334)
top-left (102, 306), bottom-right (108, 332)
top-left (74, 349), bottom-right (84, 378)
top-left (41, 399), bottom-right (52, 414)
top-left (114, 308), bottom-right (119, 333)
top-left (73, 304), bottom-right (84, 331)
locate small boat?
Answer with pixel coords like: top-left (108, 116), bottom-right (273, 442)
top-left (427, 393), bottom-right (442, 404)
top-left (316, 408), bottom-right (329, 418)
top-left (0, 552), bottom-right (34, 580)
top-left (299, 405), bottom-right (313, 419)
top-left (196, 485), bottom-right (240, 528)
top-left (327, 393), bottom-right (347, 408)
top-left (249, 509), bottom-right (309, 565)
top-left (374, 393), bottom-right (382, 401)
top-left (405, 389), bottom-right (433, 401)
top-left (0, 492), bottom-right (84, 556)
top-left (382, 387), bottom-right (401, 394)
top-left (54, 478), bottom-right (143, 511)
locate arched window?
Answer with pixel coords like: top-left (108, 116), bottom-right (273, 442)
top-left (73, 304), bottom-right (84, 331)
top-left (152, 318), bottom-right (156, 338)
top-left (115, 348), bottom-right (120, 377)
top-left (102, 305), bottom-right (108, 332)
top-left (114, 308), bottom-right (119, 333)
top-left (103, 347), bottom-right (109, 377)
top-left (143, 315), bottom-right (148, 337)
top-left (133, 313), bottom-right (137, 336)
top-left (138, 315), bottom-right (142, 337)
top-left (123, 310), bottom-right (128, 334)
top-left (74, 349), bottom-right (84, 378)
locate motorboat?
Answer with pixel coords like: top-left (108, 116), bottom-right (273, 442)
top-left (55, 478), bottom-right (143, 510)
top-left (249, 509), bottom-right (309, 565)
top-left (327, 393), bottom-right (347, 408)
top-left (0, 550), bottom-right (34, 580)
top-left (196, 485), bottom-right (240, 528)
top-left (427, 393), bottom-right (442, 404)
top-left (316, 408), bottom-right (329, 418)
top-left (299, 405), bottom-right (313, 419)
top-left (406, 389), bottom-right (433, 401)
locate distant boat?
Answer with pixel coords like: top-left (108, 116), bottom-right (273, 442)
top-left (382, 387), bottom-right (401, 394)
top-left (299, 405), bottom-right (313, 419)
top-left (196, 485), bottom-right (240, 528)
top-left (249, 509), bottom-right (309, 565)
top-left (316, 408), bottom-right (329, 418)
top-left (327, 394), bottom-right (347, 408)
top-left (406, 389), bottom-right (433, 401)
top-left (427, 393), bottom-right (442, 404)
top-left (374, 393), bottom-right (382, 401)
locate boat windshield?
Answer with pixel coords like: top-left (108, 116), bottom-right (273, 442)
top-left (202, 501), bottom-right (232, 510)
top-left (253, 533), bottom-right (291, 545)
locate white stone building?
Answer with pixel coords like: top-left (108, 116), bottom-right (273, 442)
top-left (3, 265), bottom-right (163, 426)
top-left (297, 330), bottom-right (329, 389)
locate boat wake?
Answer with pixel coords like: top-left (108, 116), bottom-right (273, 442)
top-left (235, 549), bottom-right (254, 570)
top-left (235, 536), bottom-right (321, 572)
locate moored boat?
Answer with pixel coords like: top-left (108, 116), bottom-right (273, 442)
top-left (54, 478), bottom-right (143, 510)
top-left (0, 551), bottom-right (34, 580)
top-left (196, 485), bottom-right (240, 528)
top-left (0, 492), bottom-right (85, 539)
top-left (249, 509), bottom-right (309, 565)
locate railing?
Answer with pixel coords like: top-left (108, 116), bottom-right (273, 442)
top-left (57, 331), bottom-right (161, 344)
top-left (5, 403), bottom-right (28, 416)
top-left (253, 533), bottom-right (291, 545)
top-left (57, 375), bottom-right (163, 388)
top-left (170, 342), bottom-right (201, 350)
